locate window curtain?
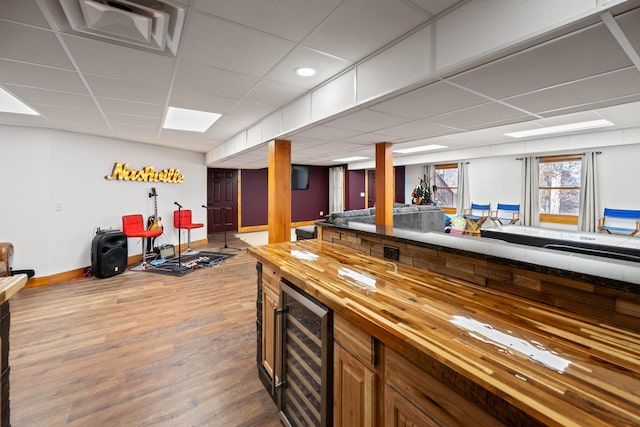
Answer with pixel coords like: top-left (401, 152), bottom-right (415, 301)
top-left (578, 152), bottom-right (599, 232)
top-left (328, 166), bottom-right (345, 214)
top-left (456, 162), bottom-right (469, 215)
top-left (521, 156), bottom-right (540, 227)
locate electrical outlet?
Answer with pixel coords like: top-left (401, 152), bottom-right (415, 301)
top-left (383, 245), bottom-right (399, 261)
top-left (320, 211), bottom-right (324, 216)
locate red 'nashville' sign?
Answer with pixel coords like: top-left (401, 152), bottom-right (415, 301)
top-left (105, 162), bottom-right (184, 183)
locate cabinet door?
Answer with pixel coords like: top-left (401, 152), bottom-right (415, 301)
top-left (334, 344), bottom-right (375, 427)
top-left (261, 285), bottom-right (279, 382)
top-left (385, 385), bottom-right (440, 427)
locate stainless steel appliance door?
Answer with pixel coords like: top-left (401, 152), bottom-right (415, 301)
top-left (279, 280), bottom-right (332, 427)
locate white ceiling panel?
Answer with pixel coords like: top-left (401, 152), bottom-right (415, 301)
top-left (0, 59), bottom-right (87, 94)
top-left (370, 81), bottom-right (488, 120)
top-left (0, 0), bottom-right (50, 28)
top-left (0, 21), bottom-right (74, 70)
top-left (4, 85), bottom-right (97, 110)
top-left (617, 7), bottom-right (640, 52)
top-left (193, 0), bottom-right (342, 42)
top-left (105, 112), bottom-right (161, 127)
top-left (265, 46), bottom-right (352, 89)
top-left (84, 74), bottom-right (169, 105)
top-left (334, 132), bottom-right (399, 145)
top-left (408, 0), bottom-right (462, 16)
top-left (244, 79), bottom-right (307, 106)
top-left (291, 125), bottom-right (361, 141)
top-left (539, 95), bottom-right (640, 118)
top-left (96, 98), bottom-right (164, 117)
top-left (112, 123), bottom-right (159, 139)
top-left (169, 88), bottom-right (236, 114)
top-left (303, 0), bottom-right (431, 62)
top-left (431, 102), bottom-right (532, 130)
top-left (326, 108), bottom-right (410, 132)
top-left (505, 68), bottom-right (640, 114)
top-left (33, 104), bottom-right (109, 127)
top-left (60, 34), bottom-right (176, 86)
top-left (449, 23), bottom-right (632, 100)
top-left (179, 11), bottom-right (295, 76)
top-left (0, 111), bottom-right (53, 126)
top-left (226, 101), bottom-right (277, 119)
top-left (377, 118), bottom-right (457, 139)
top-left (173, 60), bottom-right (259, 99)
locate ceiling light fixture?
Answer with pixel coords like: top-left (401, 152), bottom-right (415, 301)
top-left (295, 67), bottom-right (316, 77)
top-left (0, 87), bottom-right (39, 116)
top-left (333, 156), bottom-right (368, 162)
top-left (394, 144), bottom-right (448, 154)
top-left (163, 107), bottom-right (221, 132)
top-left (504, 119), bottom-right (614, 138)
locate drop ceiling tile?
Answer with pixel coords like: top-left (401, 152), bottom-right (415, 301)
top-left (0, 59), bottom-right (87, 94)
top-left (203, 125), bottom-right (241, 141)
top-left (169, 89), bottom-right (236, 114)
top-left (33, 104), bottom-right (109, 127)
top-left (370, 81), bottom-right (487, 120)
top-left (60, 34), bottom-right (176, 86)
top-left (335, 133), bottom-right (398, 145)
top-left (0, 111), bottom-right (53, 126)
top-left (193, 0), bottom-right (341, 42)
top-left (303, 0), bottom-right (430, 62)
top-left (0, 21), bottom-right (73, 70)
top-left (326, 109), bottom-right (411, 132)
top-left (85, 74), bottom-right (169, 105)
top-left (265, 46), bottom-right (352, 89)
top-left (449, 22), bottom-right (631, 100)
top-left (431, 102), bottom-right (531, 130)
top-left (292, 125), bottom-right (361, 141)
top-left (596, 100), bottom-right (640, 127)
top-left (617, 7), bottom-right (640, 54)
top-left (538, 94), bottom-right (640, 118)
top-left (174, 61), bottom-right (259, 99)
top-left (180, 11), bottom-right (295, 76)
top-left (105, 113), bottom-right (160, 127)
top-left (244, 79), bottom-right (306, 107)
top-left (96, 98), bottom-right (164, 117)
top-left (226, 101), bottom-right (277, 119)
top-left (408, 0), bottom-right (461, 16)
top-left (505, 68), bottom-right (640, 114)
top-left (112, 123), bottom-right (159, 140)
top-left (4, 85), bottom-right (97, 110)
top-left (0, 0), bottom-right (50, 28)
top-left (378, 118), bottom-right (457, 139)
top-left (212, 115), bottom-right (255, 129)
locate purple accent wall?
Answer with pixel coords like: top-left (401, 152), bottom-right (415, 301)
top-left (346, 170), bottom-right (365, 211)
top-left (240, 166), bottom-right (329, 227)
top-left (241, 169), bottom-right (268, 227)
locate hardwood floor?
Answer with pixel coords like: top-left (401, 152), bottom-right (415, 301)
top-left (9, 233), bottom-right (282, 427)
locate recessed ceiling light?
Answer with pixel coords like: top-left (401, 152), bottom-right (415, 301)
top-left (394, 144), bottom-right (448, 154)
top-left (0, 86), bottom-right (39, 115)
top-left (163, 107), bottom-right (221, 132)
top-left (504, 119), bottom-right (614, 138)
top-left (333, 156), bottom-right (368, 162)
top-left (295, 67), bottom-right (316, 77)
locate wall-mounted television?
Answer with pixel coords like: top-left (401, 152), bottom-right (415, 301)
top-left (292, 165), bottom-right (309, 190)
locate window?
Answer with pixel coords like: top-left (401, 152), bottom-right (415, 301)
top-left (538, 155), bottom-right (581, 224)
top-left (434, 163), bottom-right (458, 213)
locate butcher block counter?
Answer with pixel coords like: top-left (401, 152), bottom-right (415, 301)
top-left (248, 240), bottom-right (640, 427)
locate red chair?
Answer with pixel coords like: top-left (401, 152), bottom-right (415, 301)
top-left (174, 209), bottom-right (204, 253)
top-left (122, 214), bottom-right (163, 269)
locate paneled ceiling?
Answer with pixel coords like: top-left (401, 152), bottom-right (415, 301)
top-left (2, 0), bottom-right (640, 169)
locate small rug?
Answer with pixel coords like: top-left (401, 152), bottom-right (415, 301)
top-left (140, 251), bottom-right (235, 276)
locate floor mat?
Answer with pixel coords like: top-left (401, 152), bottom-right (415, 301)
top-left (139, 251), bottom-right (235, 276)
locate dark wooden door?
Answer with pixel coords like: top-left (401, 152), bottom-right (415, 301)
top-left (207, 169), bottom-right (238, 233)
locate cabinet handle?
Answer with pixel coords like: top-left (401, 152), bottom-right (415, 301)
top-left (272, 306), bottom-right (287, 396)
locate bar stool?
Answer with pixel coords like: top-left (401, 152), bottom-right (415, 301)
top-left (174, 209), bottom-right (204, 253)
top-left (0, 243), bottom-right (13, 277)
top-left (122, 214), bottom-right (163, 270)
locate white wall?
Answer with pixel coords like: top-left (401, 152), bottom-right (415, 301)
top-left (403, 138), bottom-right (640, 231)
top-left (1, 126), bottom-right (207, 277)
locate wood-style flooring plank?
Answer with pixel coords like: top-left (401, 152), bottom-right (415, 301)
top-left (9, 233), bottom-right (282, 427)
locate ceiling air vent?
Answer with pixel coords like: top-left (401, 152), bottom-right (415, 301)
top-left (58, 0), bottom-right (184, 55)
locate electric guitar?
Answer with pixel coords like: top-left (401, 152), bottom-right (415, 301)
top-left (147, 187), bottom-right (163, 231)
top-left (147, 188), bottom-right (162, 252)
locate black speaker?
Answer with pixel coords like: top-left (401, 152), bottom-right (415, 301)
top-left (91, 230), bottom-right (127, 279)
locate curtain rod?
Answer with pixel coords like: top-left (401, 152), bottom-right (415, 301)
top-left (516, 151), bottom-right (602, 160)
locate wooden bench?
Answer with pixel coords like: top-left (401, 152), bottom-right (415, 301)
top-left (597, 208), bottom-right (640, 236)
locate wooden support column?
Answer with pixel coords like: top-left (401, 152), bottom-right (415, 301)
top-left (268, 139), bottom-right (291, 244)
top-left (375, 142), bottom-right (394, 227)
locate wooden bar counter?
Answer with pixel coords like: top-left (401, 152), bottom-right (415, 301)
top-left (249, 240), bottom-right (640, 426)
top-left (0, 274), bottom-right (27, 427)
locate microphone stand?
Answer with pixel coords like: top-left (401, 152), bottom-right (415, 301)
top-left (175, 201), bottom-right (183, 268)
top-left (203, 205), bottom-right (242, 251)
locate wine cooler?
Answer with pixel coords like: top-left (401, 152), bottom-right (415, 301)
top-left (279, 279), bottom-right (333, 427)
